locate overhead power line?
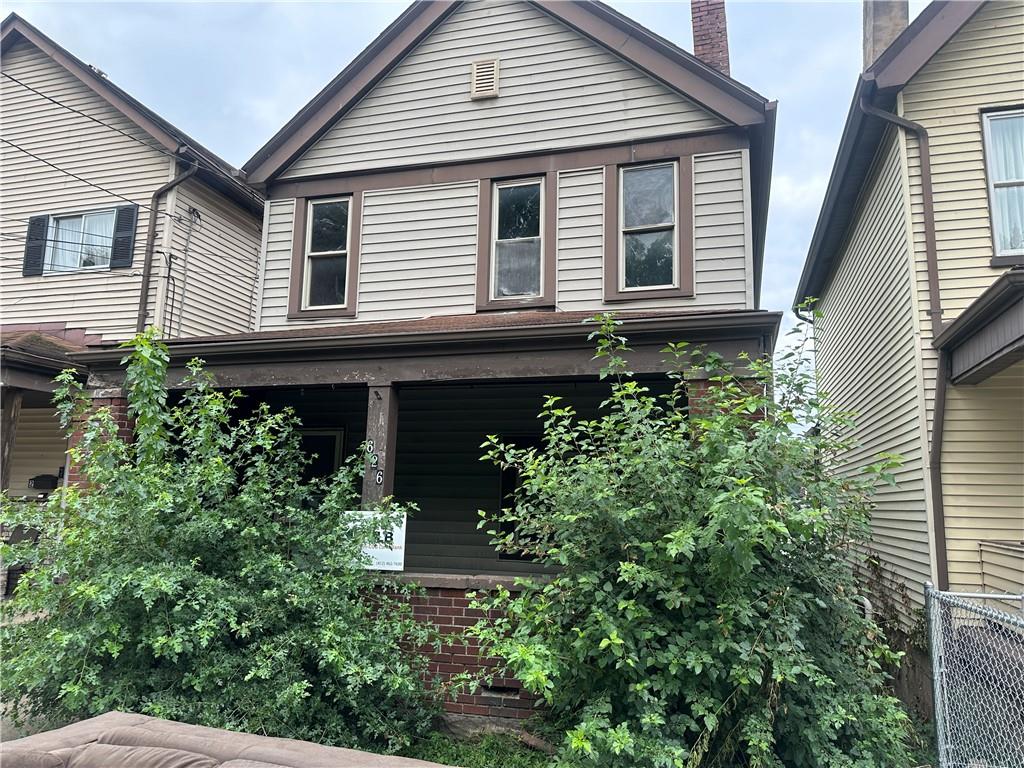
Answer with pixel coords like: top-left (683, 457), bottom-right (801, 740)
top-left (0, 245), bottom-right (258, 280)
top-left (1, 71), bottom-right (263, 208)
top-left (0, 137), bottom-right (173, 219)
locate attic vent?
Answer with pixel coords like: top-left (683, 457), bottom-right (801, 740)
top-left (470, 59), bottom-right (500, 99)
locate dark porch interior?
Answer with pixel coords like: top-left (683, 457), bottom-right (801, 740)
top-left (244, 376), bottom-right (677, 576)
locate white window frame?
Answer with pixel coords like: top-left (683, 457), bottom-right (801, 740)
top-left (490, 177), bottom-right (545, 301)
top-left (302, 196), bottom-right (352, 310)
top-left (982, 108), bottom-right (1024, 260)
top-left (43, 207), bottom-right (116, 275)
top-left (618, 161), bottom-right (679, 292)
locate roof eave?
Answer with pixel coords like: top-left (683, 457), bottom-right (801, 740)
top-left (242, 0), bottom-right (773, 187)
top-left (73, 310), bottom-right (783, 367)
top-left (933, 268), bottom-right (1024, 351)
top-left (2, 13), bottom-right (262, 213)
top-left (792, 0), bottom-right (986, 310)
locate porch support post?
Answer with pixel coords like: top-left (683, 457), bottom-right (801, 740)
top-left (1, 387), bottom-right (24, 492)
top-left (361, 383), bottom-right (398, 508)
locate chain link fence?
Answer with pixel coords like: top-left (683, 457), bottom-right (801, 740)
top-left (926, 583), bottom-right (1024, 768)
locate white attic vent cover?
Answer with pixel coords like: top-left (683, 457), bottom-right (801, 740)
top-left (470, 59), bottom-right (500, 99)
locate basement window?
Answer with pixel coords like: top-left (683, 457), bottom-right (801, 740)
top-left (983, 109), bottom-right (1024, 263)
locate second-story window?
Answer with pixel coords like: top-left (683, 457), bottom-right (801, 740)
top-left (620, 162), bottom-right (677, 289)
top-left (45, 209), bottom-right (116, 273)
top-left (304, 197), bottom-right (351, 308)
top-left (983, 109), bottom-right (1024, 262)
top-left (492, 178), bottom-right (543, 299)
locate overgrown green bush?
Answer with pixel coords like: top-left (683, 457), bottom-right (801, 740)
top-left (1, 329), bottom-right (437, 752)
top-left (469, 316), bottom-right (916, 767)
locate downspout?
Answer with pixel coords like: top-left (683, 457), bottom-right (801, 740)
top-left (135, 160), bottom-right (200, 333)
top-left (858, 93), bottom-right (950, 590)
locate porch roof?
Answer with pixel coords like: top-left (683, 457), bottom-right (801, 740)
top-left (76, 309), bottom-right (782, 390)
top-left (933, 268), bottom-right (1024, 384)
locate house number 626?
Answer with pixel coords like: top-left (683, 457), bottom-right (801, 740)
top-left (366, 441), bottom-right (384, 485)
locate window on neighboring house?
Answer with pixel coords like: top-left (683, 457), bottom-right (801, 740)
top-left (620, 162), bottom-right (678, 289)
top-left (492, 178), bottom-right (543, 299)
top-left (44, 209), bottom-right (116, 273)
top-left (304, 198), bottom-right (351, 308)
top-left (983, 109), bottom-right (1024, 262)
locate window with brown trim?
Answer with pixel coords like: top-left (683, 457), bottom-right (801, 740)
top-left (287, 193), bottom-right (361, 319)
top-left (477, 173), bottom-right (556, 311)
top-left (604, 158), bottom-right (694, 302)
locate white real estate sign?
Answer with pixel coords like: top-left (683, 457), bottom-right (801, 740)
top-left (348, 510), bottom-right (407, 571)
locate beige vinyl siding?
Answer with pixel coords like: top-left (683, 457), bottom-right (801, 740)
top-left (6, 407), bottom-right (67, 498)
top-left (900, 0), bottom-right (1024, 439)
top-left (281, 0), bottom-right (724, 179)
top-left (941, 360), bottom-right (1024, 593)
top-left (815, 131), bottom-right (930, 612)
top-left (979, 542), bottom-right (1024, 594)
top-left (357, 182), bottom-right (479, 322)
top-left (159, 178), bottom-right (262, 337)
top-left (556, 151), bottom-right (751, 311)
top-left (257, 183), bottom-right (480, 331)
top-left (255, 199), bottom-right (297, 330)
top-left (0, 39), bottom-right (174, 342)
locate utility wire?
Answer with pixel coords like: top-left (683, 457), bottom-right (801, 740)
top-left (1, 137), bottom-right (174, 220)
top-left (0, 243), bottom-right (258, 280)
top-left (1, 71), bottom-right (263, 208)
top-left (1, 217), bottom-right (259, 273)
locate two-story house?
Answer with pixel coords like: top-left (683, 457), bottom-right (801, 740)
top-left (0, 14), bottom-right (264, 503)
top-left (795, 0), bottom-right (1024, 621)
top-left (76, 0), bottom-right (780, 719)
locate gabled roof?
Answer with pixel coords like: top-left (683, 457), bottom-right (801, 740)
top-left (1, 13), bottom-right (262, 215)
top-left (242, 0), bottom-right (774, 185)
top-left (239, 0), bottom-right (776, 305)
top-left (793, 1), bottom-right (984, 308)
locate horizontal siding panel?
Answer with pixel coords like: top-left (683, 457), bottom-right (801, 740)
top-left (7, 407), bottom-right (67, 497)
top-left (555, 151), bottom-right (751, 313)
top-left (0, 39), bottom-right (258, 342)
top-left (282, 0), bottom-right (723, 178)
top-left (940, 362), bottom-right (1024, 593)
top-left (816, 130), bottom-right (930, 615)
top-left (160, 179), bottom-right (262, 338)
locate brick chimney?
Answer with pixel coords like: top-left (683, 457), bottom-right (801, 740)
top-left (863, 1), bottom-right (908, 69)
top-left (691, 0), bottom-right (730, 77)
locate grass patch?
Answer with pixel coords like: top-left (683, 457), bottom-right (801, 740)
top-left (401, 732), bottom-right (553, 767)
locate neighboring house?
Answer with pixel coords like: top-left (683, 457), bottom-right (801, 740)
top-left (77, 0), bottom-right (780, 719)
top-left (0, 14), bottom-right (264, 504)
top-left (795, 0), bottom-right (1024, 619)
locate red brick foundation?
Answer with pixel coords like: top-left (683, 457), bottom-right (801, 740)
top-left (410, 586), bottom-right (538, 720)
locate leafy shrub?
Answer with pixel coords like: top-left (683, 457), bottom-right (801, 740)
top-left (1, 330), bottom-right (437, 752)
top-left (403, 732), bottom-right (553, 768)
top-left (469, 316), bottom-right (916, 767)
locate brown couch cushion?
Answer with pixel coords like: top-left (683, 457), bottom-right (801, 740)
top-left (0, 746), bottom-right (65, 768)
top-left (54, 743), bottom-right (219, 768)
top-left (3, 713), bottom-right (451, 768)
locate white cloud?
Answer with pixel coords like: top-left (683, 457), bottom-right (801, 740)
top-left (770, 173), bottom-right (829, 216)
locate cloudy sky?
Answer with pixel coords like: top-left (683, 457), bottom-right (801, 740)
top-left (5, 0), bottom-right (928, 323)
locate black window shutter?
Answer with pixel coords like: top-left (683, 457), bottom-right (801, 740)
top-left (22, 215), bottom-right (49, 276)
top-left (109, 204), bottom-right (139, 268)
